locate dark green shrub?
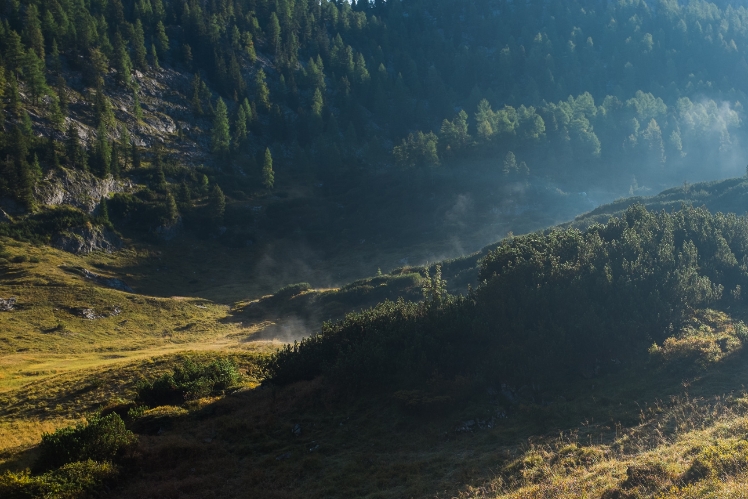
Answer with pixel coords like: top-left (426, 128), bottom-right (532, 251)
top-left (36, 414), bottom-right (136, 471)
top-left (137, 357), bottom-right (240, 406)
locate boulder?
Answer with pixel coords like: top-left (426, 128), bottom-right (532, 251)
top-left (52, 225), bottom-right (123, 254)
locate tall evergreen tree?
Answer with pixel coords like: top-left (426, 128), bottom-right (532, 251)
top-left (262, 148), bottom-right (275, 189)
top-left (211, 98), bottom-right (231, 155)
top-left (24, 49), bottom-right (49, 104)
top-left (132, 19), bottom-right (148, 69)
top-left (208, 184), bottom-right (226, 224)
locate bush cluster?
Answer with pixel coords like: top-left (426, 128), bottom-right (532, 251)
top-left (36, 413), bottom-right (137, 471)
top-left (137, 357), bottom-right (240, 406)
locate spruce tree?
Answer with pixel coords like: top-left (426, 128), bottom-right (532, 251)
top-left (149, 44), bottom-right (159, 69)
top-left (233, 105), bottom-right (248, 147)
top-left (165, 192), bottom-right (179, 224)
top-left (98, 197), bottom-right (110, 225)
top-left (94, 123), bottom-right (112, 178)
top-left (132, 19), bottom-right (148, 69)
top-left (155, 21), bottom-right (169, 57)
top-left (110, 140), bottom-right (120, 177)
top-left (113, 32), bottom-right (132, 86)
top-left (262, 148), bottom-right (274, 189)
top-left (24, 49), bottom-right (49, 104)
top-left (132, 140), bottom-right (141, 169)
top-left (133, 89), bottom-right (143, 121)
top-left (255, 70), bottom-right (270, 111)
top-left (208, 184), bottom-right (226, 224)
top-left (23, 4), bottom-right (45, 60)
top-left (211, 98), bottom-right (231, 155)
top-left (8, 75), bottom-right (21, 117)
top-left (178, 181), bottom-right (191, 208)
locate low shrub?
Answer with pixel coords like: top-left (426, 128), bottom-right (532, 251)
top-left (0, 460), bottom-right (117, 499)
top-left (36, 413), bottom-right (137, 471)
top-left (274, 283), bottom-right (312, 300)
top-left (136, 357), bottom-right (240, 406)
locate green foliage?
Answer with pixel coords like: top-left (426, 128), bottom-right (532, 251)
top-left (211, 98), bottom-right (231, 155)
top-left (36, 413), bottom-right (136, 471)
top-left (136, 357), bottom-right (240, 407)
top-left (262, 148), bottom-right (274, 189)
top-left (0, 207), bottom-right (91, 244)
top-left (0, 460), bottom-right (118, 499)
top-left (264, 206), bottom-right (748, 391)
top-left (393, 131), bottom-right (439, 169)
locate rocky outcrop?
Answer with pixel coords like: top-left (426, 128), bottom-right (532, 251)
top-left (52, 225), bottom-right (123, 254)
top-left (34, 168), bottom-right (134, 214)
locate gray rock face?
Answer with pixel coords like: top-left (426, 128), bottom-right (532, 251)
top-left (52, 225), bottom-right (123, 254)
top-left (34, 168), bottom-right (134, 214)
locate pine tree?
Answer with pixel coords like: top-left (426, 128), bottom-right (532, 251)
top-left (113, 32), bottom-right (132, 86)
top-left (133, 89), bottom-right (143, 121)
top-left (132, 19), bottom-right (148, 69)
top-left (165, 192), bottom-right (179, 224)
top-left (8, 77), bottom-right (21, 117)
top-left (110, 140), bottom-right (120, 178)
top-left (6, 30), bottom-right (25, 76)
top-left (255, 70), bottom-right (270, 111)
top-left (119, 127), bottom-right (131, 170)
top-left (149, 44), bottom-right (159, 69)
top-left (190, 73), bottom-right (203, 115)
top-left (49, 39), bottom-right (62, 73)
top-left (98, 197), bottom-right (110, 225)
top-left (24, 49), bottom-right (49, 105)
top-left (211, 98), bottom-right (231, 155)
top-left (56, 76), bottom-right (68, 115)
top-left (208, 184), bottom-right (226, 223)
top-left (178, 181), bottom-right (191, 208)
top-left (262, 148), bottom-right (275, 189)
top-left (94, 123), bottom-right (112, 178)
top-left (94, 86), bottom-right (115, 129)
top-left (30, 154), bottom-right (43, 181)
top-left (132, 140), bottom-right (141, 169)
top-left (155, 21), bottom-right (169, 57)
top-left (233, 105), bottom-right (248, 147)
top-left (66, 122), bottom-right (85, 170)
top-left (24, 4), bottom-right (45, 60)
top-left (268, 13), bottom-right (282, 55)
top-left (48, 93), bottom-right (65, 132)
top-left (154, 163), bottom-right (167, 192)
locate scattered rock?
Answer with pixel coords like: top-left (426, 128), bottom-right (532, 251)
top-left (0, 297), bottom-right (17, 311)
top-left (276, 452), bottom-right (291, 461)
top-left (53, 225), bottom-right (123, 255)
top-left (76, 268), bottom-right (134, 293)
top-left (455, 418), bottom-right (496, 433)
top-left (309, 444), bottom-right (319, 452)
top-left (292, 424), bottom-right (302, 436)
top-left (76, 308), bottom-right (103, 320)
top-left (110, 306), bottom-right (122, 316)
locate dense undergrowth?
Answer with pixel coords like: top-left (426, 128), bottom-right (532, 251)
top-left (264, 204), bottom-right (748, 395)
